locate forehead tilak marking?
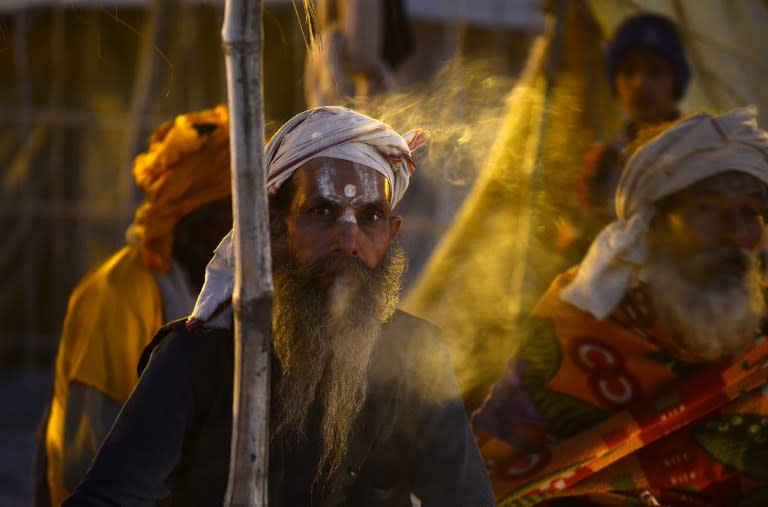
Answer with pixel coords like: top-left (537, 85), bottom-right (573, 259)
top-left (315, 167), bottom-right (358, 223)
top-left (315, 162), bottom-right (386, 202)
top-left (355, 166), bottom-right (385, 202)
top-left (316, 164), bottom-right (339, 198)
top-left (338, 209), bottom-right (357, 224)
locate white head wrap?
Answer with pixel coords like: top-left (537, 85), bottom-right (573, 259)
top-left (188, 106), bottom-right (426, 326)
top-left (560, 106), bottom-right (768, 319)
top-left (266, 106), bottom-right (425, 208)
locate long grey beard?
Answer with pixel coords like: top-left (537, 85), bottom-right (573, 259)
top-left (645, 247), bottom-right (765, 363)
top-left (271, 243), bottom-right (405, 480)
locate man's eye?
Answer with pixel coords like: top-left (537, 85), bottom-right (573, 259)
top-left (742, 204), bottom-right (765, 217)
top-left (695, 202), bottom-right (716, 213)
top-left (363, 210), bottom-right (383, 222)
top-left (311, 206), bottom-right (332, 216)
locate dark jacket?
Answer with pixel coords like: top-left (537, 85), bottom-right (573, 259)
top-left (64, 310), bottom-right (494, 507)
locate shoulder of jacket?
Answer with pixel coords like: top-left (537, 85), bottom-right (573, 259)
top-left (137, 320), bottom-right (232, 376)
top-left (378, 310), bottom-right (451, 377)
top-left (388, 308), bottom-right (440, 332)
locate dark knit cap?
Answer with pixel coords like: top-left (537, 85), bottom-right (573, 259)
top-left (606, 13), bottom-right (691, 100)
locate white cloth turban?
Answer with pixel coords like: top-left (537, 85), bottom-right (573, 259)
top-left (189, 106), bottom-right (426, 326)
top-left (561, 106), bottom-right (768, 319)
top-left (266, 105), bottom-right (425, 208)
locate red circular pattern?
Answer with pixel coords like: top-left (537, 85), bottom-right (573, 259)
top-left (571, 338), bottom-right (643, 409)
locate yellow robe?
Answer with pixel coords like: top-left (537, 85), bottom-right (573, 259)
top-left (46, 245), bottom-right (163, 506)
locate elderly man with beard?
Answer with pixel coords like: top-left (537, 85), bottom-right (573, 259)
top-left (472, 107), bottom-right (768, 506)
top-left (63, 106), bottom-right (495, 507)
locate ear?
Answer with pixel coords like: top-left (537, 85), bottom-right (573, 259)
top-left (389, 215), bottom-right (402, 240)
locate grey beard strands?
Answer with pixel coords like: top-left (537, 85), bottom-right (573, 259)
top-left (644, 246), bottom-right (765, 362)
top-left (270, 233), bottom-right (406, 479)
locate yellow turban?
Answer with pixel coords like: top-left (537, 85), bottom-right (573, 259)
top-left (127, 105), bottom-right (232, 273)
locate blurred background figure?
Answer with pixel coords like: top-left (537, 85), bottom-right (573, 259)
top-left (561, 12), bottom-right (690, 266)
top-left (473, 107), bottom-right (768, 506)
top-left (304, 0), bottom-right (414, 106)
top-left (39, 106), bottom-right (232, 507)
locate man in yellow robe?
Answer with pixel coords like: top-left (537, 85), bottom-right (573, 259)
top-left (42, 106), bottom-right (233, 507)
top-left (473, 107), bottom-right (768, 506)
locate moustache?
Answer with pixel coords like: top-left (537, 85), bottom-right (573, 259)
top-left (688, 247), bottom-right (754, 285)
top-left (292, 255), bottom-right (375, 288)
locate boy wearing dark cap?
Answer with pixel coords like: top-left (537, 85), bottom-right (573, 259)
top-left (563, 13), bottom-right (691, 264)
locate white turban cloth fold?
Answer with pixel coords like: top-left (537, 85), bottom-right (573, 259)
top-left (561, 106), bottom-right (768, 319)
top-left (189, 106), bottom-right (426, 326)
top-left (266, 105), bottom-right (425, 208)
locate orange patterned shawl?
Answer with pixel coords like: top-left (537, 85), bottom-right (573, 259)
top-left (472, 271), bottom-right (768, 506)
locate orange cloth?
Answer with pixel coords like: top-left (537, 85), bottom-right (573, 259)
top-left (473, 272), bottom-right (768, 506)
top-left (128, 105), bottom-right (231, 273)
top-left (46, 245), bottom-right (163, 506)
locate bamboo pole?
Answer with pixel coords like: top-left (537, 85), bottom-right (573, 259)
top-left (222, 1), bottom-right (272, 506)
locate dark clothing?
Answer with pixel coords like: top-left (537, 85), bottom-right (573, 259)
top-left (64, 310), bottom-right (494, 507)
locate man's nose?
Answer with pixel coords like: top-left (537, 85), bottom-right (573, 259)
top-left (332, 219), bottom-right (361, 258)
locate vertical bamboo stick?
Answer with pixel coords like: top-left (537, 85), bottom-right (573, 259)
top-left (222, 1), bottom-right (272, 505)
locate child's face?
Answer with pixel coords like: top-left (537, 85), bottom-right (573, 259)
top-left (615, 48), bottom-right (678, 124)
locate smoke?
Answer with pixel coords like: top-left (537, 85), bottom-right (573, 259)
top-left (403, 3), bottom-right (620, 411)
top-left (294, 2), bottom-right (621, 410)
top-left (353, 58), bottom-right (520, 186)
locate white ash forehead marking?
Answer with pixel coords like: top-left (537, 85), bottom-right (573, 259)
top-left (315, 161), bottom-right (385, 206)
top-left (356, 167), bottom-right (381, 199)
top-left (338, 209), bottom-right (357, 224)
top-left (317, 166), bottom-right (338, 198)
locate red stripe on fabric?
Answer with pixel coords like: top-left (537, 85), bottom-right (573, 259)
top-left (710, 118), bottom-right (728, 142)
top-left (185, 300), bottom-right (232, 331)
top-left (186, 318), bottom-right (203, 332)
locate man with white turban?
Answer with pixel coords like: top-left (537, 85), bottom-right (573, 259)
top-left (472, 107), bottom-right (768, 506)
top-left (64, 106), bottom-right (494, 507)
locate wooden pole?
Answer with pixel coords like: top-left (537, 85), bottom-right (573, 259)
top-left (222, 1), bottom-right (272, 505)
